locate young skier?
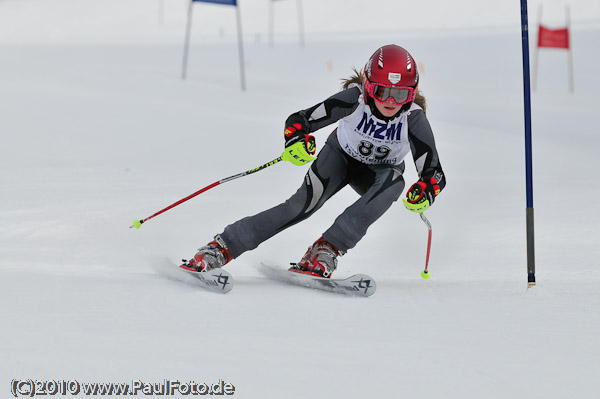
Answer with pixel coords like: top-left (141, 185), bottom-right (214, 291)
top-left (181, 44), bottom-right (446, 278)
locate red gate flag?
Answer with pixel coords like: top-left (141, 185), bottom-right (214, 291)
top-left (533, 6), bottom-right (574, 93)
top-left (537, 25), bottom-right (569, 49)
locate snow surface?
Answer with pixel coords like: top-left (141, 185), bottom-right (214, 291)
top-left (1, 0), bottom-right (599, 398)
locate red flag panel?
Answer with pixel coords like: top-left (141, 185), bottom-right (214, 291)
top-left (538, 25), bottom-right (570, 49)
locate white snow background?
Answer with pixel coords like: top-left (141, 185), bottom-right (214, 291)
top-left (1, 0), bottom-right (599, 398)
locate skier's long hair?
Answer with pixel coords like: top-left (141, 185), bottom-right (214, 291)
top-left (341, 67), bottom-right (427, 113)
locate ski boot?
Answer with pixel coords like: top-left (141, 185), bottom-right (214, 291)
top-left (181, 235), bottom-right (232, 272)
top-left (289, 237), bottom-right (344, 278)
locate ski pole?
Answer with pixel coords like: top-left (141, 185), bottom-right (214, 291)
top-left (419, 212), bottom-right (432, 279)
top-left (131, 156), bottom-right (283, 229)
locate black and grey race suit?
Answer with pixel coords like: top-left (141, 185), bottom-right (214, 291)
top-left (220, 85), bottom-right (446, 257)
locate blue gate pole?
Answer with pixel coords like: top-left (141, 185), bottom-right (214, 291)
top-left (520, 0), bottom-right (536, 287)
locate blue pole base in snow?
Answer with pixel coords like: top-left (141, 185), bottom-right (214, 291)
top-left (526, 207), bottom-right (536, 287)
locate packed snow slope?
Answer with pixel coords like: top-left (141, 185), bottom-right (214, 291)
top-left (1, 1), bottom-right (599, 398)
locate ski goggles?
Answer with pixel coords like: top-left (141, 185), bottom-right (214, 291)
top-left (365, 80), bottom-right (416, 106)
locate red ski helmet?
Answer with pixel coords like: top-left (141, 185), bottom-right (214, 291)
top-left (363, 45), bottom-right (419, 107)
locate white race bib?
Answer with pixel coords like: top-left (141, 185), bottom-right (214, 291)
top-left (337, 96), bottom-right (418, 165)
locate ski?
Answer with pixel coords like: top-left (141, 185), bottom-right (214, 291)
top-left (257, 263), bottom-right (376, 297)
top-left (179, 267), bottom-right (233, 294)
top-left (150, 258), bottom-right (233, 294)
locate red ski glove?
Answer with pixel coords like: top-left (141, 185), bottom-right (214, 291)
top-left (403, 177), bottom-right (441, 213)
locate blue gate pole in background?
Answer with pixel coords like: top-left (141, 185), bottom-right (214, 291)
top-left (182, 0), bottom-right (246, 90)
